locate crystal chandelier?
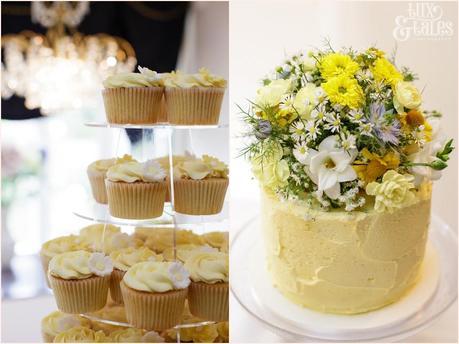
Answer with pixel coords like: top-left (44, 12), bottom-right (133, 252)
top-left (1, 2), bottom-right (137, 115)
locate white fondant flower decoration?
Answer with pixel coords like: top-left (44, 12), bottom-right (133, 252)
top-left (304, 135), bottom-right (357, 199)
top-left (142, 160), bottom-right (167, 182)
top-left (168, 262), bottom-right (190, 289)
top-left (142, 330), bottom-right (165, 343)
top-left (88, 252), bottom-right (113, 277)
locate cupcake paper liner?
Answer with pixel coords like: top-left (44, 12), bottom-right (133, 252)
top-left (165, 87), bottom-right (225, 125)
top-left (87, 168), bottom-right (108, 204)
top-left (109, 268), bottom-right (125, 304)
top-left (49, 275), bottom-right (110, 314)
top-left (120, 281), bottom-right (187, 331)
top-left (173, 178), bottom-right (229, 215)
top-left (105, 180), bottom-right (167, 219)
top-left (188, 281), bottom-right (229, 321)
top-left (158, 95), bottom-right (168, 123)
top-left (102, 87), bottom-right (164, 124)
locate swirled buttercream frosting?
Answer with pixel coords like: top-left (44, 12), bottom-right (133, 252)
top-left (110, 246), bottom-right (162, 271)
top-left (185, 251), bottom-right (229, 284)
top-left (107, 161), bottom-right (166, 183)
top-left (49, 250), bottom-right (113, 279)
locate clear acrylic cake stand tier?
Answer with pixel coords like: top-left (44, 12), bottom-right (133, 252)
top-left (72, 123), bottom-right (229, 336)
top-left (230, 214), bottom-right (458, 343)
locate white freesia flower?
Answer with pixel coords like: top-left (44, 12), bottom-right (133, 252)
top-left (293, 142), bottom-right (309, 164)
top-left (304, 136), bottom-right (357, 199)
top-left (408, 118), bottom-right (446, 185)
top-left (168, 262), bottom-right (191, 289)
top-left (88, 253), bottom-right (113, 277)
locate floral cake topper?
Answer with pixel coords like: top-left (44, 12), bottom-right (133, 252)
top-left (241, 42), bottom-right (454, 212)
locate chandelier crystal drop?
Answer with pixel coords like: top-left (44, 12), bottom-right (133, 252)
top-left (1, 2), bottom-right (137, 115)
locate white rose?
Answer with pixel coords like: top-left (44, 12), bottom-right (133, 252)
top-left (293, 83), bottom-right (321, 119)
top-left (255, 79), bottom-right (292, 107)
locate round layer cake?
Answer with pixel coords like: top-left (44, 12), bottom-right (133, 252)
top-left (261, 183), bottom-right (432, 314)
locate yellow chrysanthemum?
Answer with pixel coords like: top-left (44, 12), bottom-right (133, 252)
top-left (319, 53), bottom-right (360, 80)
top-left (371, 58), bottom-right (403, 87)
top-left (322, 75), bottom-right (364, 109)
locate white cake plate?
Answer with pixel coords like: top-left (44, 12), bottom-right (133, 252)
top-left (230, 215), bottom-right (458, 342)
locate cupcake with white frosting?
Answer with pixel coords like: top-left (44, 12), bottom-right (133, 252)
top-left (87, 154), bottom-right (136, 204)
top-left (185, 251), bottom-right (229, 321)
top-left (102, 67), bottom-right (166, 124)
top-left (164, 68), bottom-right (227, 125)
top-left (109, 246), bottom-right (163, 304)
top-left (40, 235), bottom-right (90, 287)
top-left (105, 160), bottom-right (167, 219)
top-left (41, 311), bottom-right (91, 343)
top-left (48, 250), bottom-right (113, 314)
top-left (120, 261), bottom-right (190, 330)
top-left (53, 327), bottom-right (107, 343)
top-left (173, 155), bottom-right (229, 215)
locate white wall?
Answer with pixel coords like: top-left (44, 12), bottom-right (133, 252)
top-left (230, 0), bottom-right (458, 230)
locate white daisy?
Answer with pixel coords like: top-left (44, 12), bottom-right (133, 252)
top-left (324, 112), bottom-right (341, 133)
top-left (168, 262), bottom-right (190, 289)
top-left (360, 122), bottom-right (374, 137)
top-left (305, 120), bottom-right (320, 141)
top-left (310, 103), bottom-right (327, 124)
top-left (293, 141), bottom-right (309, 164)
top-left (289, 121), bottom-right (306, 142)
top-left (280, 93), bottom-right (295, 110)
top-left (340, 132), bottom-right (357, 150)
top-left (348, 109), bottom-right (365, 124)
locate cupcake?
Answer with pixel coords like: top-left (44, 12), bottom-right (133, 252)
top-left (48, 250), bottom-right (113, 314)
top-left (40, 235), bottom-right (90, 287)
top-left (106, 160), bottom-right (167, 219)
top-left (173, 155), bottom-right (229, 215)
top-left (154, 154), bottom-right (191, 202)
top-left (109, 328), bottom-right (165, 343)
top-left (102, 67), bottom-right (165, 124)
top-left (109, 247), bottom-right (163, 304)
top-left (87, 304), bottom-right (127, 335)
top-left (201, 231), bottom-right (229, 252)
top-left (185, 251), bottom-right (229, 321)
top-left (216, 322), bottom-right (229, 343)
top-left (87, 155), bottom-right (136, 204)
top-left (137, 227), bottom-right (204, 253)
top-left (41, 311), bottom-right (91, 343)
top-left (120, 261), bottom-right (190, 330)
top-left (79, 224), bottom-right (121, 252)
top-left (162, 244), bottom-right (218, 262)
top-left (164, 68), bottom-right (226, 125)
top-left (53, 327), bottom-right (107, 343)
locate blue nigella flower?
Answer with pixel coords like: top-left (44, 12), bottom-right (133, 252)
top-left (369, 103), bottom-right (401, 145)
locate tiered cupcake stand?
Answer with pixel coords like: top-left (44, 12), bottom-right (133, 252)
top-left (70, 121), bottom-right (229, 342)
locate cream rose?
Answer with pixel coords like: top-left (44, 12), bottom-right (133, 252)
top-left (293, 83), bottom-right (321, 118)
top-left (394, 81), bottom-right (422, 109)
top-left (255, 79), bottom-right (292, 107)
top-left (366, 170), bottom-right (416, 213)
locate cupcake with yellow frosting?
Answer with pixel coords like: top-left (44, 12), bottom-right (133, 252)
top-left (185, 251), bottom-right (229, 321)
top-left (102, 67), bottom-right (165, 124)
top-left (41, 311), bottom-right (91, 343)
top-left (87, 304), bottom-right (127, 335)
top-left (154, 154), bottom-right (191, 202)
top-left (53, 326), bottom-right (107, 343)
top-left (40, 235), bottom-right (90, 287)
top-left (137, 227), bottom-right (204, 253)
top-left (162, 244), bottom-right (218, 262)
top-left (109, 328), bottom-right (165, 343)
top-left (216, 321), bottom-right (229, 343)
top-left (78, 224), bottom-right (121, 252)
top-left (109, 246), bottom-right (163, 304)
top-left (87, 155), bottom-right (136, 204)
top-left (48, 250), bottom-right (113, 314)
top-left (106, 160), bottom-right (167, 219)
top-left (201, 231), bottom-right (229, 252)
top-left (120, 261), bottom-right (190, 330)
top-left (173, 155), bottom-right (229, 215)
top-left (164, 68), bottom-right (227, 125)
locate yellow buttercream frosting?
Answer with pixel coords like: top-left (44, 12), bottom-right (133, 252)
top-left (201, 231), bottom-right (229, 252)
top-left (108, 328), bottom-right (165, 343)
top-left (110, 246), bottom-right (162, 271)
top-left (162, 244), bottom-right (218, 262)
top-left (123, 261), bottom-right (189, 293)
top-left (53, 326), bottom-right (107, 343)
top-left (41, 311), bottom-right (91, 338)
top-left (88, 155), bottom-right (136, 173)
top-left (163, 68), bottom-right (226, 88)
top-left (106, 161), bottom-right (166, 183)
top-left (138, 228), bottom-right (204, 253)
top-left (102, 232), bottom-right (143, 254)
top-left (79, 224), bottom-right (121, 252)
top-left (174, 156), bottom-right (229, 180)
top-left (261, 183), bottom-right (432, 314)
top-left (103, 72), bottom-right (163, 88)
top-left (41, 235), bottom-right (89, 259)
top-left (87, 305), bottom-right (126, 334)
top-left (185, 251), bottom-right (229, 284)
top-left (48, 250), bottom-right (93, 280)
